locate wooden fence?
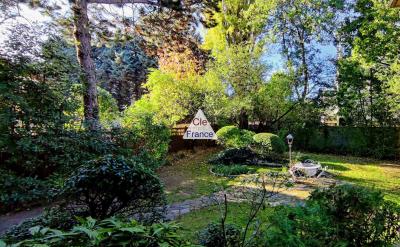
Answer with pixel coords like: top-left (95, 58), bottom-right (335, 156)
top-left (169, 124), bottom-right (217, 152)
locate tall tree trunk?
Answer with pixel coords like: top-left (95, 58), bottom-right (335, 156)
top-left (300, 39), bottom-right (309, 100)
top-left (72, 0), bottom-right (99, 130)
top-left (239, 109), bottom-right (249, 129)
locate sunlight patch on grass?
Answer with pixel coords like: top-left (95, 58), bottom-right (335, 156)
top-left (305, 153), bottom-right (400, 204)
top-left (175, 202), bottom-right (273, 243)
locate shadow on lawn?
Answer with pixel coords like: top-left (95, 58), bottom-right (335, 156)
top-left (320, 162), bottom-right (351, 171)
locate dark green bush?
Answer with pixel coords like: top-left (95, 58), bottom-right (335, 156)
top-left (209, 148), bottom-right (256, 165)
top-left (293, 127), bottom-right (400, 159)
top-left (198, 222), bottom-right (242, 247)
top-left (0, 171), bottom-right (53, 213)
top-left (62, 155), bottom-right (166, 220)
top-left (265, 184), bottom-right (400, 247)
top-left (3, 217), bottom-right (190, 247)
top-left (216, 126), bottom-right (255, 148)
top-left (252, 133), bottom-right (286, 155)
top-left (265, 204), bottom-right (333, 247)
top-left (1, 207), bottom-right (76, 243)
top-left (212, 165), bottom-right (250, 176)
top-left (308, 184), bottom-right (400, 246)
top-left (209, 148), bottom-right (288, 166)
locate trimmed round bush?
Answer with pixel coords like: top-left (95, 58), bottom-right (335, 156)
top-left (216, 126), bottom-right (255, 148)
top-left (252, 133), bottom-right (286, 154)
top-left (198, 222), bottom-right (242, 247)
top-left (62, 155), bottom-right (165, 220)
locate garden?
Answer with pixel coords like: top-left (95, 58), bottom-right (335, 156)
top-left (0, 0), bottom-right (400, 246)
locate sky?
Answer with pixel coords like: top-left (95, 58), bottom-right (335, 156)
top-left (0, 4), bottom-right (50, 44)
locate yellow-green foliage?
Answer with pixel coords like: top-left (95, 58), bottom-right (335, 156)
top-left (216, 125), bottom-right (255, 148)
top-left (253, 133), bottom-right (286, 154)
top-left (68, 84), bottom-right (120, 129)
top-left (122, 100), bottom-right (171, 168)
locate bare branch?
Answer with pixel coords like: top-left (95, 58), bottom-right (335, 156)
top-left (88, 0), bottom-right (158, 5)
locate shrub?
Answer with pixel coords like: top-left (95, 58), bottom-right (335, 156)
top-left (216, 126), bottom-right (255, 148)
top-left (265, 204), bottom-right (334, 247)
top-left (252, 133), bottom-right (286, 155)
top-left (308, 184), bottom-right (400, 246)
top-left (1, 207), bottom-right (76, 243)
top-left (0, 171), bottom-right (53, 213)
top-left (209, 148), bottom-right (256, 165)
top-left (3, 217), bottom-right (191, 247)
top-left (265, 184), bottom-right (400, 247)
top-left (209, 147), bottom-right (288, 166)
top-left (122, 105), bottom-right (171, 169)
top-left (292, 127), bottom-right (400, 159)
top-left (62, 155), bottom-right (166, 220)
top-left (212, 165), bottom-right (250, 176)
top-left (198, 222), bottom-right (242, 247)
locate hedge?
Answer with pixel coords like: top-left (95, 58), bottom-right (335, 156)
top-left (292, 127), bottom-right (400, 159)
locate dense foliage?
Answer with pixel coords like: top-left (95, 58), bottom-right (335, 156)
top-left (293, 126), bottom-right (399, 159)
top-left (0, 171), bottom-right (53, 213)
top-left (308, 184), bottom-right (400, 246)
top-left (337, 0), bottom-right (400, 127)
top-left (209, 148), bottom-right (256, 166)
top-left (198, 222), bottom-right (242, 247)
top-left (2, 217), bottom-right (191, 247)
top-left (216, 126), bottom-right (255, 148)
top-left (265, 185), bottom-right (400, 247)
top-left (252, 133), bottom-right (286, 155)
top-left (62, 155), bottom-right (165, 220)
top-left (1, 208), bottom-right (76, 243)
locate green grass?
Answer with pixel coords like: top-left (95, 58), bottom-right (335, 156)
top-left (165, 149), bottom-right (400, 244)
top-left (158, 148), bottom-right (231, 203)
top-left (303, 152), bottom-right (400, 204)
top-left (176, 202), bottom-right (273, 243)
top-left (160, 148), bottom-right (400, 205)
top-left (159, 148), bottom-right (286, 203)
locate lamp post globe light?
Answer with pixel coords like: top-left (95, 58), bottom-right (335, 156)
top-left (286, 134), bottom-right (294, 165)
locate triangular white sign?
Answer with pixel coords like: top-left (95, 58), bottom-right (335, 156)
top-left (183, 109), bottom-right (217, 140)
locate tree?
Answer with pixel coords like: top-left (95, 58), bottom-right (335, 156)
top-left (136, 0), bottom-right (213, 74)
top-left (203, 0), bottom-right (275, 128)
top-left (94, 38), bottom-right (156, 110)
top-left (337, 0), bottom-right (400, 126)
top-left (70, 0), bottom-right (183, 130)
top-left (272, 0), bottom-right (345, 101)
top-left (253, 72), bottom-right (295, 130)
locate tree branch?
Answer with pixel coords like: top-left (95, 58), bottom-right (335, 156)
top-left (88, 0), bottom-right (158, 5)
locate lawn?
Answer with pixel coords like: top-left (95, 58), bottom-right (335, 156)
top-left (176, 202), bottom-right (274, 243)
top-left (158, 147), bottom-right (230, 203)
top-left (160, 148), bottom-right (400, 204)
top-left (158, 147), bottom-right (281, 203)
top-left (305, 153), bottom-right (400, 204)
top-left (168, 149), bottom-right (400, 244)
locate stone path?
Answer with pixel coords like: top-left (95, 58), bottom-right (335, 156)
top-left (0, 207), bottom-right (44, 234)
top-left (0, 177), bottom-right (342, 235)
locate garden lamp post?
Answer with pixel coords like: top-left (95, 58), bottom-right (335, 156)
top-left (286, 134), bottom-right (294, 165)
